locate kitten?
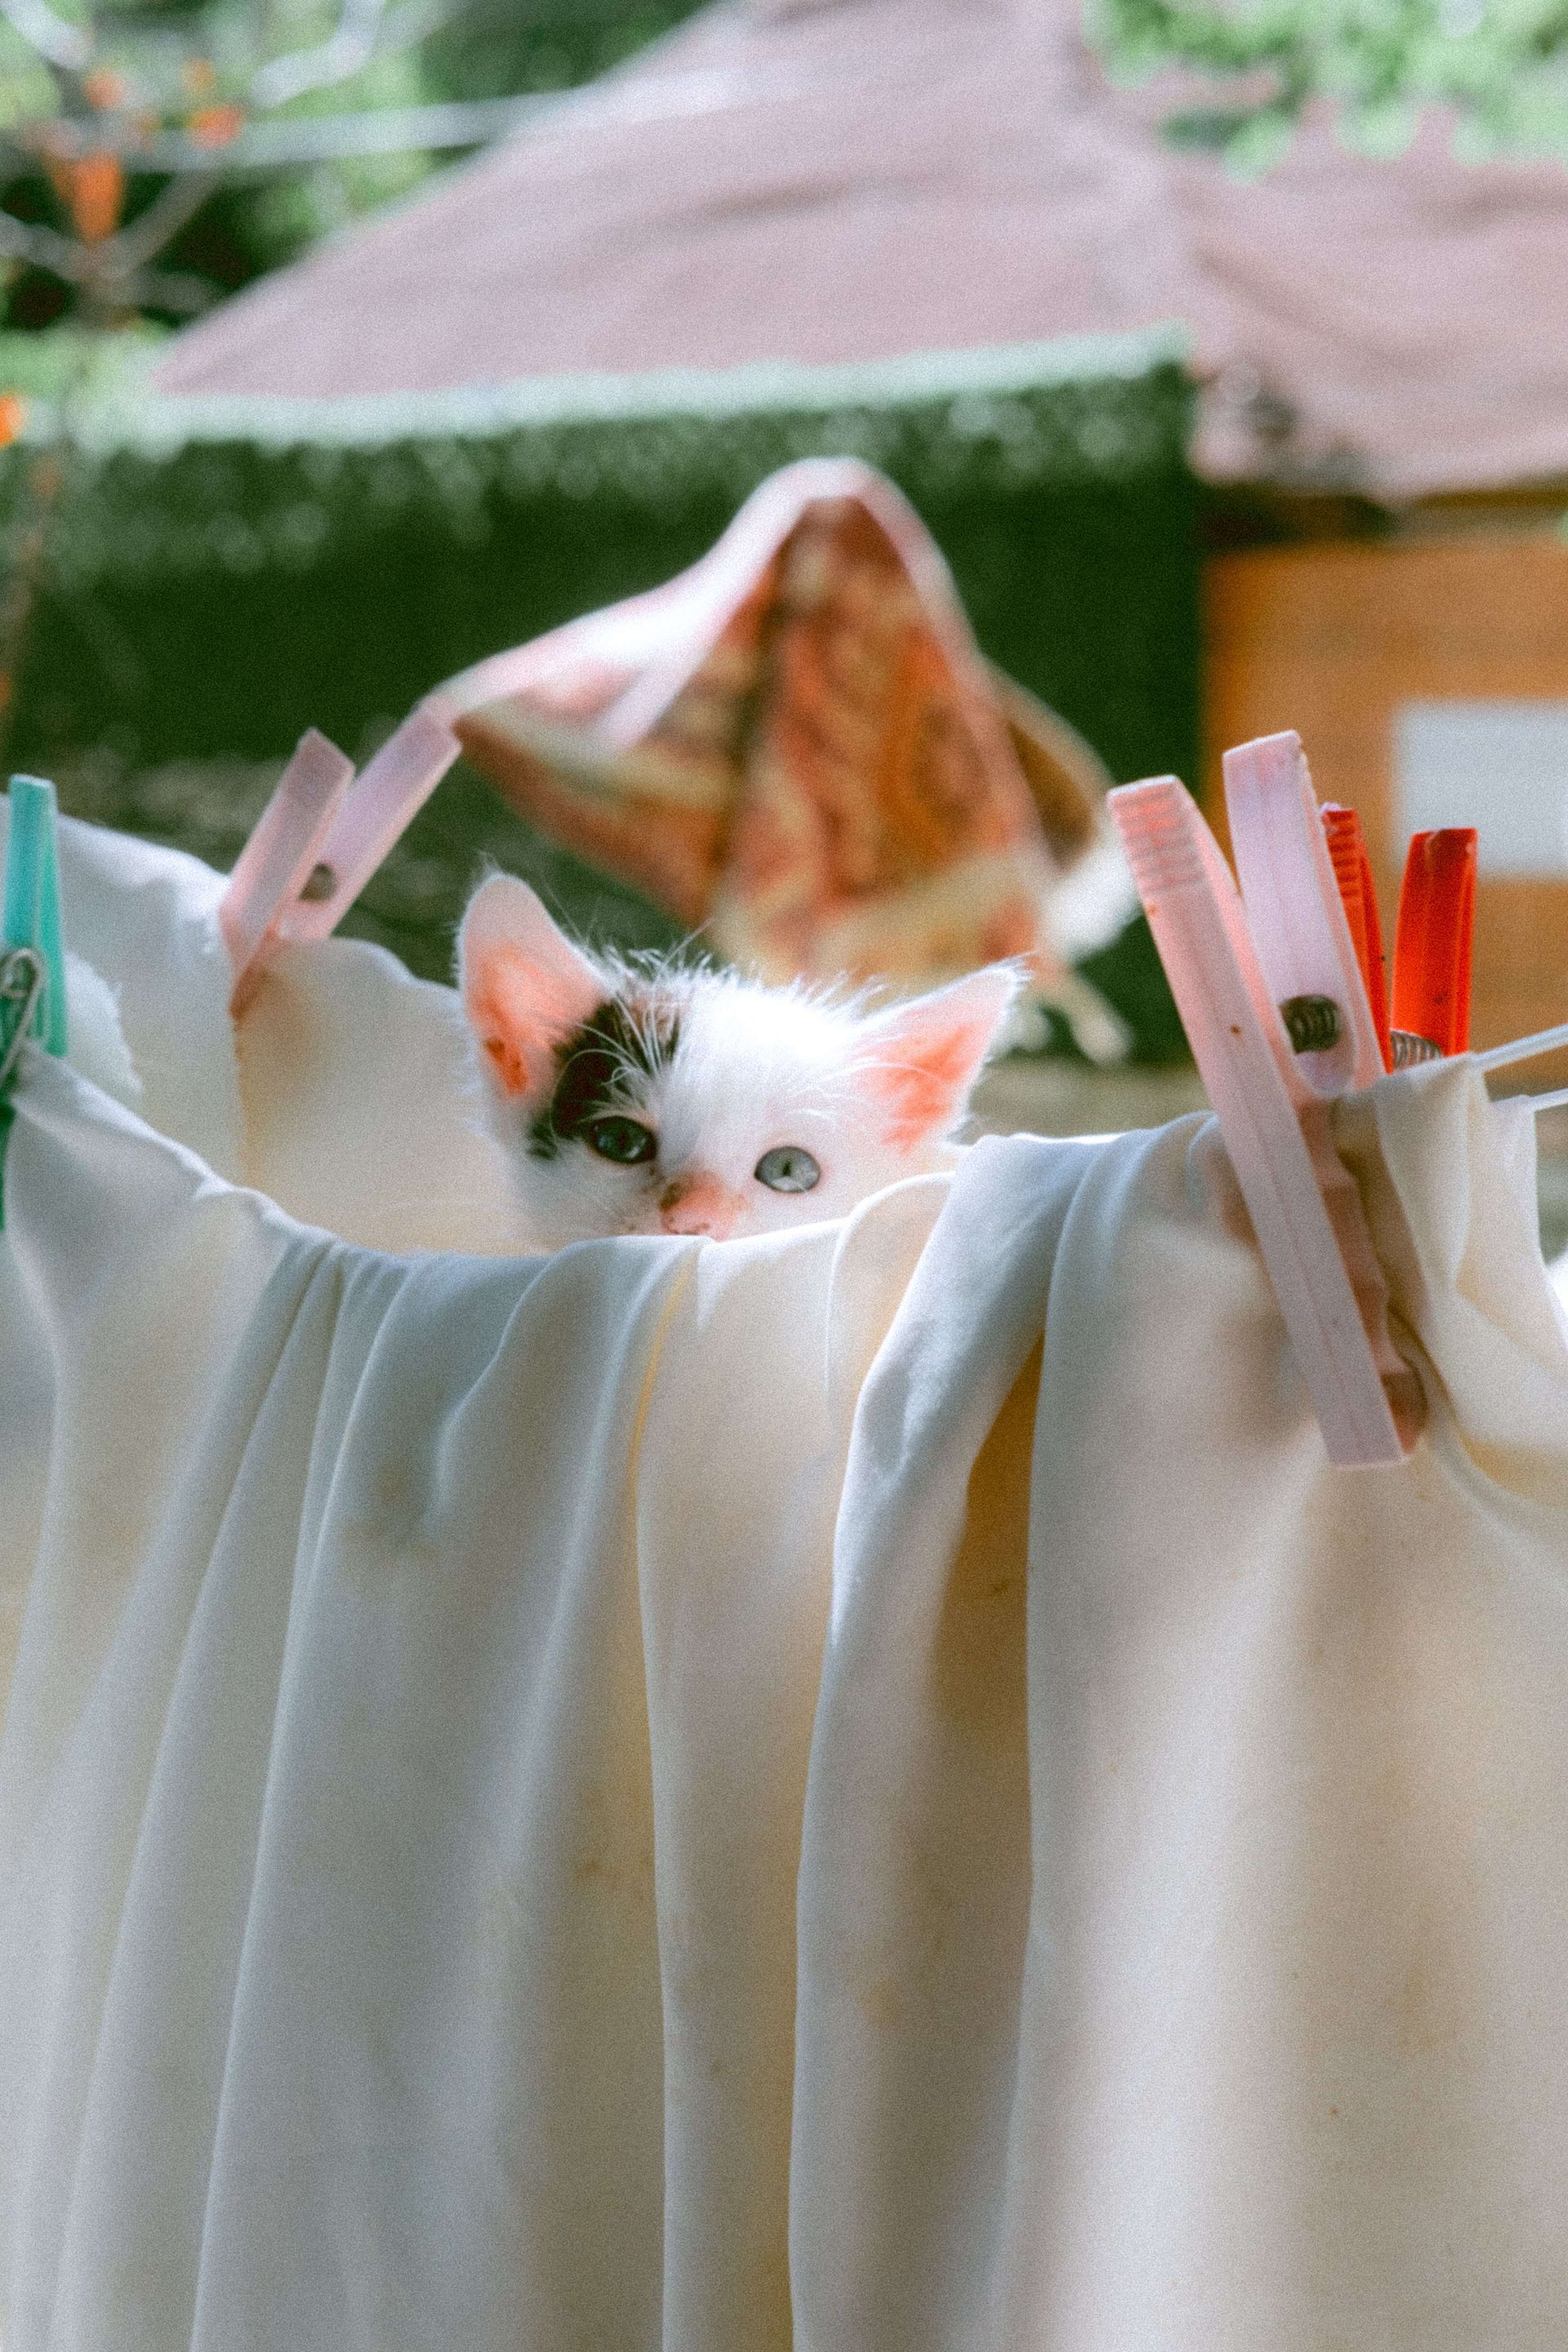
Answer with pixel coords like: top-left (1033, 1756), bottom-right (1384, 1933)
top-left (457, 873), bottom-right (1022, 1249)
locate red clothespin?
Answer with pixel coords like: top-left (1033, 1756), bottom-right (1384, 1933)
top-left (1318, 804), bottom-right (1393, 1072)
top-left (1107, 734), bottom-right (1423, 1468)
top-left (1392, 828), bottom-right (1476, 1058)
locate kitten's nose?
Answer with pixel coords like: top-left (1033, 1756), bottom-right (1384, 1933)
top-left (659, 1172), bottom-right (743, 1239)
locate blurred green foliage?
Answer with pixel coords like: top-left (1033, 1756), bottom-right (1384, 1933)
top-left (1090, 0), bottom-right (1568, 170)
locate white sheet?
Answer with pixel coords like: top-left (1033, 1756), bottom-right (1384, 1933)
top-left (0, 804), bottom-right (523, 1251)
top-left (797, 1063), bottom-right (1568, 2351)
top-left (0, 817), bottom-right (525, 1711)
top-left (5, 1026), bottom-right (1568, 2350)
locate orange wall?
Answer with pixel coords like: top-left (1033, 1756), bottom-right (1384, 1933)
top-left (1204, 532), bottom-right (1568, 1050)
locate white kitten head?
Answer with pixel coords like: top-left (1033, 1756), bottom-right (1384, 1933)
top-left (457, 873), bottom-right (1021, 1248)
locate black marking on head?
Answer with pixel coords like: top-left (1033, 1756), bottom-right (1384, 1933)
top-left (527, 996), bottom-right (679, 1160)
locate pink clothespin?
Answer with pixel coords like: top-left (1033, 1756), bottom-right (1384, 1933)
top-left (218, 707), bottom-right (461, 1013)
top-left (220, 729), bottom-right (354, 1015)
top-left (1107, 741), bottom-right (1423, 1468)
top-left (1223, 731), bottom-right (1388, 1098)
top-left (265, 703), bottom-right (461, 950)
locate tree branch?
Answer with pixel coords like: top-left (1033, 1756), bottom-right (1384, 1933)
top-left (0, 205), bottom-right (87, 279)
top-left (0, 0), bottom-right (90, 74)
top-left (118, 261), bottom-right (217, 313)
top-left (250, 0), bottom-right (390, 109)
top-left (98, 168), bottom-right (218, 277)
top-left (0, 170), bottom-right (220, 301)
top-left (11, 91), bottom-right (541, 170)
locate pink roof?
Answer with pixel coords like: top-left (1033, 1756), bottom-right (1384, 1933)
top-left (154, 0), bottom-right (1568, 497)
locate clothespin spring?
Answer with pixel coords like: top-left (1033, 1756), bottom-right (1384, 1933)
top-left (1277, 992), bottom-right (1443, 1069)
top-left (1279, 995), bottom-right (1342, 1055)
top-left (0, 945), bottom-right (44, 1094)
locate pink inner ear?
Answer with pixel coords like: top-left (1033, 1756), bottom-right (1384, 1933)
top-left (466, 945), bottom-right (590, 1101)
top-left (866, 1018), bottom-right (993, 1147)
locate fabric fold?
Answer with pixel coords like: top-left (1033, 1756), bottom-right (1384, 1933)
top-left (3, 1057), bottom-right (692, 2350)
top-left (996, 1080), bottom-right (1568, 2352)
top-left (791, 1131), bottom-right (1101, 2352)
top-left (1, 1054), bottom-right (955, 2352)
top-left (5, 1025), bottom-right (1568, 2352)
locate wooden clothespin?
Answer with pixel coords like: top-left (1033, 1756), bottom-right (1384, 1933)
top-left (1108, 732), bottom-right (1423, 1468)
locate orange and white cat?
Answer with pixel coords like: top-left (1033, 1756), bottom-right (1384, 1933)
top-left (457, 873), bottom-right (1022, 1249)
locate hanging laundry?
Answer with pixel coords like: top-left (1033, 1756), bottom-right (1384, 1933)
top-left (219, 460), bottom-right (1138, 1060)
top-left (0, 1047), bottom-right (947, 2352)
top-left (0, 812), bottom-right (528, 1711)
top-left (4, 1017), bottom-right (1568, 2348)
top-left (448, 461), bottom-right (1114, 998)
top-left (0, 800), bottom-right (525, 1255)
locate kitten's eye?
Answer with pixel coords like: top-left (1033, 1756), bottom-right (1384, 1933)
top-left (755, 1145), bottom-right (821, 1194)
top-left (586, 1115), bottom-right (657, 1165)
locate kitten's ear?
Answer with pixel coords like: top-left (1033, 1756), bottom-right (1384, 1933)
top-left (855, 964), bottom-right (1025, 1146)
top-left (458, 875), bottom-right (606, 1102)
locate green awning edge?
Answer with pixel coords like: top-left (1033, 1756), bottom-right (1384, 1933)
top-left (52, 319), bottom-right (1193, 454)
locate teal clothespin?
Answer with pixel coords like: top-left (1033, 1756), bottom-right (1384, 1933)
top-left (0, 774), bottom-right (68, 1227)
